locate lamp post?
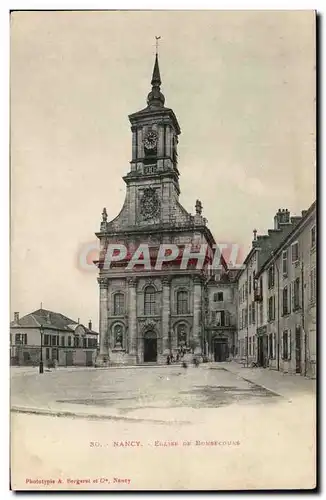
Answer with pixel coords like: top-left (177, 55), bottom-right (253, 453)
top-left (39, 325), bottom-right (44, 374)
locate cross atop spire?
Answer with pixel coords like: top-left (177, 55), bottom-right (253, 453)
top-left (155, 35), bottom-right (161, 55)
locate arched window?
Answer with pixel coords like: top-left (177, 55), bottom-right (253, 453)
top-left (144, 286), bottom-right (156, 316)
top-left (114, 293), bottom-right (125, 315)
top-left (177, 290), bottom-right (188, 315)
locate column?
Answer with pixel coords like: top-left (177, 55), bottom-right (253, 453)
top-left (137, 128), bottom-right (143, 159)
top-left (131, 127), bottom-right (137, 161)
top-left (157, 125), bottom-right (165, 171)
top-left (128, 277), bottom-right (137, 356)
top-left (158, 125), bottom-right (164, 157)
top-left (162, 276), bottom-right (171, 354)
top-left (193, 276), bottom-right (202, 354)
top-left (98, 277), bottom-right (108, 358)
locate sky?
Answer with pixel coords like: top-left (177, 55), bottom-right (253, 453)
top-left (10, 10), bottom-right (316, 330)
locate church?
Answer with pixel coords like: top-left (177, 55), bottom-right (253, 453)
top-left (94, 52), bottom-right (238, 366)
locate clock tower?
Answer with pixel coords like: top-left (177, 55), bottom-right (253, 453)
top-left (119, 53), bottom-right (182, 227)
top-left (95, 51), bottom-right (221, 367)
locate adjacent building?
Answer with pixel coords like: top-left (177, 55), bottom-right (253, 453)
top-left (10, 308), bottom-right (99, 367)
top-left (236, 202), bottom-right (316, 378)
top-left (237, 208), bottom-right (303, 366)
top-left (204, 270), bottom-right (238, 362)
top-left (255, 201), bottom-right (316, 378)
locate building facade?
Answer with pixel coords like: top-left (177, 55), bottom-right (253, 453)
top-left (205, 271), bottom-right (238, 362)
top-left (255, 202), bottom-right (316, 378)
top-left (235, 203), bottom-right (316, 378)
top-left (94, 52), bottom-right (316, 376)
top-left (95, 54), bottom-right (228, 366)
top-left (10, 308), bottom-right (98, 367)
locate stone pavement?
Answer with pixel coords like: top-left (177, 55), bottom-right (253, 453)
top-left (11, 363), bottom-right (316, 490)
top-left (216, 361), bottom-right (316, 400)
top-left (11, 363), bottom-right (292, 423)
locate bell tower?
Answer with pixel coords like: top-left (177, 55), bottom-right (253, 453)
top-left (128, 53), bottom-right (181, 179)
top-left (121, 51), bottom-right (182, 226)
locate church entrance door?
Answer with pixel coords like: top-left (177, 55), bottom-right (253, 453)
top-left (213, 338), bottom-right (228, 362)
top-left (144, 331), bottom-right (157, 362)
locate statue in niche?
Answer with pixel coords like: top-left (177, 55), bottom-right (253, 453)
top-left (114, 325), bottom-right (123, 348)
top-left (177, 325), bottom-right (187, 347)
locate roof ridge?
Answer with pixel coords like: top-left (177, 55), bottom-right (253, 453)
top-left (29, 313), bottom-right (41, 327)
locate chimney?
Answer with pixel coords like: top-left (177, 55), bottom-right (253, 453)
top-left (14, 312), bottom-right (19, 323)
top-left (274, 208), bottom-right (290, 229)
top-left (88, 320), bottom-right (92, 331)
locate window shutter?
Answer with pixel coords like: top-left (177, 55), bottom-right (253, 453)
top-left (273, 295), bottom-right (276, 320)
top-left (280, 332), bottom-right (283, 359)
top-left (273, 333), bottom-right (276, 360)
top-left (291, 282), bottom-right (295, 310)
top-left (288, 330), bottom-right (292, 360)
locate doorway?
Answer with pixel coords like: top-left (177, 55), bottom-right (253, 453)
top-left (258, 335), bottom-right (268, 367)
top-left (65, 351), bottom-right (73, 366)
top-left (295, 327), bottom-right (302, 374)
top-left (86, 350), bottom-right (93, 367)
top-left (213, 339), bottom-right (228, 362)
top-left (144, 333), bottom-right (157, 362)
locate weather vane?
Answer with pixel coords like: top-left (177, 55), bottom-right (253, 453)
top-left (155, 36), bottom-right (161, 55)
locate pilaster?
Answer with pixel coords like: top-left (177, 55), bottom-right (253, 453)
top-left (128, 277), bottom-right (138, 358)
top-left (95, 277), bottom-right (109, 366)
top-left (131, 127), bottom-right (137, 162)
top-left (165, 125), bottom-right (171, 157)
top-left (158, 125), bottom-right (164, 157)
top-left (162, 276), bottom-right (172, 354)
top-left (193, 275), bottom-right (203, 354)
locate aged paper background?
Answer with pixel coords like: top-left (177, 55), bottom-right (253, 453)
top-left (10, 10), bottom-right (316, 490)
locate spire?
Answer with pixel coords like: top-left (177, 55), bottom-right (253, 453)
top-left (151, 54), bottom-right (161, 87)
top-left (147, 39), bottom-right (165, 108)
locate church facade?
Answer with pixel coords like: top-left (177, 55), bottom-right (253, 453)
top-left (94, 53), bottom-right (238, 366)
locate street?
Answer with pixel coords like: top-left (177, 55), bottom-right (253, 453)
top-left (10, 364), bottom-right (316, 490)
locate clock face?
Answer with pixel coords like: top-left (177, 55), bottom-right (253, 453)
top-left (143, 131), bottom-right (158, 150)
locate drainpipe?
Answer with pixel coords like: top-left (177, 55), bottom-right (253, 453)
top-left (276, 261), bottom-right (280, 372)
top-left (302, 262), bottom-right (307, 376)
top-left (246, 266), bottom-right (249, 367)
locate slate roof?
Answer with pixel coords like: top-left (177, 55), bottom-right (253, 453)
top-left (10, 308), bottom-right (99, 335)
top-left (256, 200), bottom-right (316, 277)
